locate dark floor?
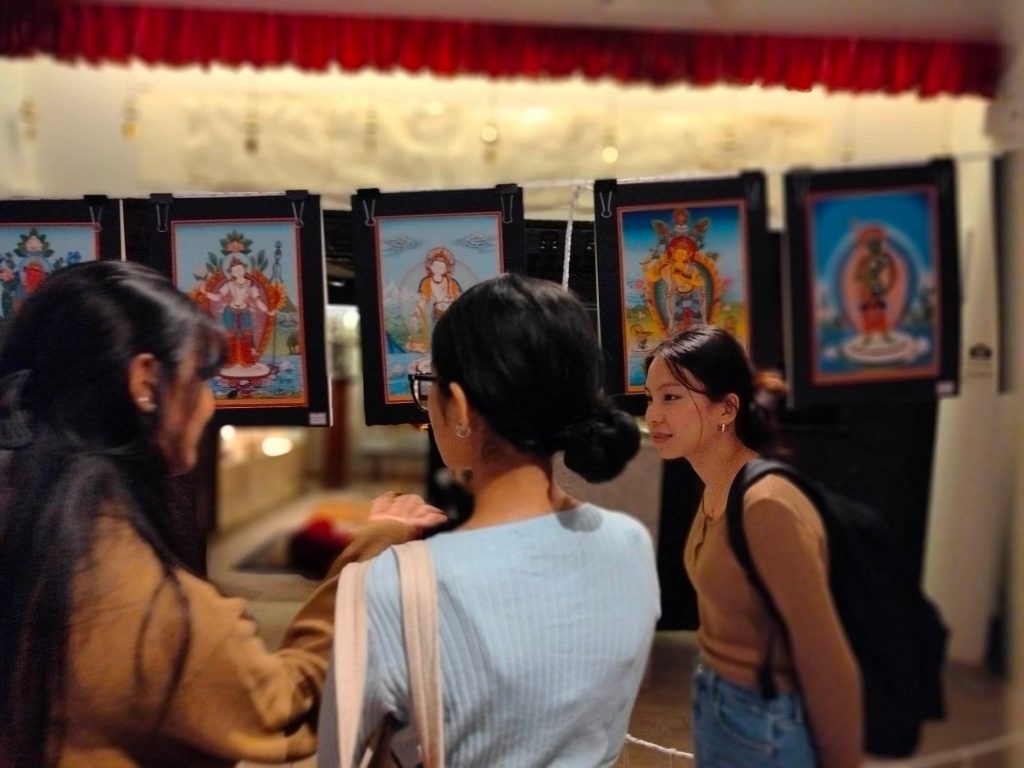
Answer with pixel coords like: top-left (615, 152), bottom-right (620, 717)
top-left (212, 490), bottom-right (1010, 768)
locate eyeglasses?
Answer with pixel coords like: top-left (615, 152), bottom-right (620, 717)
top-left (408, 372), bottom-right (437, 413)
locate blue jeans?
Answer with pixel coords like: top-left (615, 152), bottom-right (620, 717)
top-left (692, 664), bottom-right (816, 768)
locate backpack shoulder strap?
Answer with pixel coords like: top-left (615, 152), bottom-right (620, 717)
top-left (724, 458), bottom-right (803, 699)
top-left (724, 458), bottom-right (796, 590)
top-left (392, 540), bottom-right (445, 768)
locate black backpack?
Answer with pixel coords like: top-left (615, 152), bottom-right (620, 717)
top-left (724, 458), bottom-right (948, 758)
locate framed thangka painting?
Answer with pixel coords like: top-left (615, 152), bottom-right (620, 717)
top-left (0, 197), bottom-right (121, 343)
top-left (593, 174), bottom-right (771, 413)
top-left (122, 193), bottom-right (330, 427)
top-left (353, 185), bottom-right (525, 425)
top-left (784, 160), bottom-right (960, 407)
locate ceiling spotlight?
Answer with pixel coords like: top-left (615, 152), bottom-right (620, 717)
top-left (602, 145), bottom-right (619, 164)
top-left (481, 123), bottom-right (499, 143)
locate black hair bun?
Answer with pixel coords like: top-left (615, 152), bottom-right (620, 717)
top-left (561, 408), bottom-right (640, 483)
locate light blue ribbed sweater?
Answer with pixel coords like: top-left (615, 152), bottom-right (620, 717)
top-left (317, 503), bottom-right (660, 768)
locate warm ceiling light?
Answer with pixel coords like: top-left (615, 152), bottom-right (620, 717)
top-left (602, 145), bottom-right (619, 163)
top-left (480, 124), bottom-right (499, 143)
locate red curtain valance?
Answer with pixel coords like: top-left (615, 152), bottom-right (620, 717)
top-left (0, 1), bottom-right (1003, 97)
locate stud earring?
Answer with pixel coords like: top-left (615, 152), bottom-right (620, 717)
top-left (454, 423), bottom-right (471, 439)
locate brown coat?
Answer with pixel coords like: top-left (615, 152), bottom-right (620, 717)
top-left (59, 511), bottom-right (414, 767)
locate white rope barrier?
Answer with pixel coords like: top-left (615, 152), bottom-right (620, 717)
top-left (623, 734), bottom-right (693, 761)
top-left (622, 728), bottom-right (1024, 767)
top-left (862, 729), bottom-right (1024, 768)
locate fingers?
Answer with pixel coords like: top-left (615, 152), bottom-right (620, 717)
top-left (369, 492), bottom-right (448, 530)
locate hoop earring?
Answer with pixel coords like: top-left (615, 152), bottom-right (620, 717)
top-left (454, 423), bottom-right (471, 439)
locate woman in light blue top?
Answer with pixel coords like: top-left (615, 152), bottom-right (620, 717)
top-left (319, 274), bottom-right (661, 767)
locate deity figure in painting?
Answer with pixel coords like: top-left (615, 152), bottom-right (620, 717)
top-left (203, 256), bottom-right (277, 372)
top-left (661, 235), bottom-right (708, 333)
top-left (852, 225), bottom-right (898, 346)
top-left (1, 228), bottom-right (83, 320)
top-left (412, 246), bottom-right (462, 349)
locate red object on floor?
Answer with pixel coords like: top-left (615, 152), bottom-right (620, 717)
top-left (288, 519), bottom-right (354, 578)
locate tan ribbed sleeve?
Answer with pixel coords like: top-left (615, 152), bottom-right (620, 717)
top-left (63, 515), bottom-right (420, 766)
top-left (743, 477), bottom-right (863, 768)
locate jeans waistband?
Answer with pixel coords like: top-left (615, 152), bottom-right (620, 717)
top-left (694, 663), bottom-right (805, 722)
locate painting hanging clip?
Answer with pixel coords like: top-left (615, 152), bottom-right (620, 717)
top-left (594, 179), bottom-right (617, 219)
top-left (286, 189), bottom-right (308, 229)
top-left (150, 193), bottom-right (174, 234)
top-left (82, 195), bottom-right (107, 234)
top-left (357, 188), bottom-right (379, 227)
top-left (495, 183), bottom-right (518, 224)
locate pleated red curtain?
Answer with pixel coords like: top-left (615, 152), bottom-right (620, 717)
top-left (0, 1), bottom-right (1003, 97)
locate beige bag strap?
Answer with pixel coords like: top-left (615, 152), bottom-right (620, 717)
top-left (393, 541), bottom-right (445, 768)
top-left (335, 558), bottom-right (375, 768)
top-left (334, 542), bottom-right (445, 768)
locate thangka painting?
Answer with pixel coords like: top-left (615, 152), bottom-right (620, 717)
top-left (593, 174), bottom-right (771, 412)
top-left (122, 194), bottom-right (330, 427)
top-left (784, 160), bottom-right (960, 407)
top-left (0, 197), bottom-right (121, 334)
top-left (353, 186), bottom-right (525, 425)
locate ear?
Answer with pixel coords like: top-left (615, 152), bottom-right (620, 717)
top-left (721, 393), bottom-right (740, 426)
top-left (128, 353), bottom-right (160, 413)
top-left (446, 381), bottom-right (472, 433)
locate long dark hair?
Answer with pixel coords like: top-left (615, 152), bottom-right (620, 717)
top-left (431, 274), bottom-right (639, 483)
top-left (645, 325), bottom-right (787, 451)
top-left (0, 261), bottom-right (224, 767)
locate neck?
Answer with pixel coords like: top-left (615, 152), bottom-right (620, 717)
top-left (459, 451), bottom-right (576, 530)
top-left (690, 438), bottom-right (759, 518)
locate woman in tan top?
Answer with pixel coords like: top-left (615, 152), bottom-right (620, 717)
top-left (0, 261), bottom-right (443, 768)
top-left (644, 326), bottom-right (862, 768)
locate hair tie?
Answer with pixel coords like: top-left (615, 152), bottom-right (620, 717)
top-left (0, 370), bottom-right (33, 449)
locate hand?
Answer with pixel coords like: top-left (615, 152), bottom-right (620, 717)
top-left (369, 492), bottom-right (448, 532)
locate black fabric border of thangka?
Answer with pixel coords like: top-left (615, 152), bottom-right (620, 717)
top-left (783, 159), bottom-right (960, 408)
top-left (122, 192), bottom-right (330, 428)
top-left (351, 185), bottom-right (526, 426)
top-left (592, 173), bottom-right (770, 415)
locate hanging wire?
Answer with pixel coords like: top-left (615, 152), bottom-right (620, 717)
top-left (562, 184), bottom-right (583, 291)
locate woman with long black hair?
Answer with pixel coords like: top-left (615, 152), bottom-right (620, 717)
top-left (0, 261), bottom-right (377, 767)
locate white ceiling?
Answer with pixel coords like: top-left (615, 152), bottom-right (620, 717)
top-left (104, 0), bottom-right (1004, 42)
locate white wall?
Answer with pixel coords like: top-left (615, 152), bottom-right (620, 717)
top-left (924, 157), bottom-right (1009, 663)
top-left (995, 0), bottom-right (1024, 737)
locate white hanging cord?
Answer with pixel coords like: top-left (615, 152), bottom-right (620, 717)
top-left (324, 148), bottom-right (1001, 204)
top-left (562, 184), bottom-right (583, 290)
